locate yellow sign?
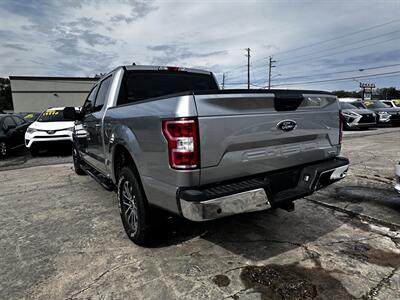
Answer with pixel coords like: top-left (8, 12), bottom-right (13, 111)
top-left (364, 101), bottom-right (373, 107)
top-left (43, 110), bottom-right (59, 117)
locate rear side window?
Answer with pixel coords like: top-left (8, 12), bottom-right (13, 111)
top-left (94, 76), bottom-right (112, 111)
top-left (117, 71), bottom-right (218, 105)
top-left (83, 85), bottom-right (99, 111)
top-left (3, 116), bottom-right (16, 130)
top-left (12, 116), bottom-right (25, 125)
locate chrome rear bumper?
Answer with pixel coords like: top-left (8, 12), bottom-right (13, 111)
top-left (179, 157), bottom-right (349, 221)
top-left (180, 188), bottom-right (270, 222)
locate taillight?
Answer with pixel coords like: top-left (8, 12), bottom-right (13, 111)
top-left (162, 118), bottom-right (199, 169)
top-left (339, 110), bottom-right (343, 144)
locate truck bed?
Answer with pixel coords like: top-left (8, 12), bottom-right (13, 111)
top-left (105, 89), bottom-right (340, 187)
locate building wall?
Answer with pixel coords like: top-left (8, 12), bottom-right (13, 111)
top-left (10, 77), bottom-right (97, 112)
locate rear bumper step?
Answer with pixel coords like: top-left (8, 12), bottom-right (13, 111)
top-left (178, 157), bottom-right (349, 221)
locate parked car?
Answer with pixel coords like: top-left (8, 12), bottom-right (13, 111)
top-left (343, 100), bottom-right (392, 125)
top-left (67, 65), bottom-right (349, 246)
top-left (25, 107), bottom-right (79, 156)
top-left (0, 113), bottom-right (30, 157)
top-left (363, 100), bottom-right (400, 126)
top-left (379, 99), bottom-right (400, 108)
top-left (395, 162), bottom-right (400, 193)
top-left (17, 112), bottom-right (41, 123)
top-left (339, 102), bottom-right (376, 129)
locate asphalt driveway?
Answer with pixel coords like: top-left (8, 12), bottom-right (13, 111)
top-left (0, 128), bottom-right (399, 299)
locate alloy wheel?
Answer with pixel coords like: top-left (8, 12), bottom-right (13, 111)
top-left (0, 142), bottom-right (6, 156)
top-left (121, 180), bottom-right (139, 235)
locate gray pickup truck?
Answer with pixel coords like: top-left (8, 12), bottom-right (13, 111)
top-left (66, 65), bottom-right (349, 245)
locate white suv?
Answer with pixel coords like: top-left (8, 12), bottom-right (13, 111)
top-left (25, 107), bottom-right (79, 155)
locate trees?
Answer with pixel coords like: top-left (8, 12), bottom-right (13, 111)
top-left (332, 87), bottom-right (400, 100)
top-left (0, 78), bottom-right (13, 111)
top-left (374, 87), bottom-right (400, 100)
top-left (332, 90), bottom-right (361, 98)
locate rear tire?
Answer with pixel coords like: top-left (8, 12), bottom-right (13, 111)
top-left (72, 146), bottom-right (86, 175)
top-left (118, 166), bottom-right (153, 246)
top-left (0, 141), bottom-right (7, 158)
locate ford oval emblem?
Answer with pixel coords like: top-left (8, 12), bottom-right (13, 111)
top-left (277, 120), bottom-right (297, 132)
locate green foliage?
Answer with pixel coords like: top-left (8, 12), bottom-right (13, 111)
top-left (333, 87), bottom-right (400, 100)
top-left (332, 90), bottom-right (361, 98)
top-left (0, 78), bottom-right (13, 111)
top-left (374, 87), bottom-right (400, 100)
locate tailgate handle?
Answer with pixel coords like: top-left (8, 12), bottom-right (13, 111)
top-left (274, 94), bottom-right (304, 111)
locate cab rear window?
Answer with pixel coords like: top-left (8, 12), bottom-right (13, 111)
top-left (117, 71), bottom-right (218, 105)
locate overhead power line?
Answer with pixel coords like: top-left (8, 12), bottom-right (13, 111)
top-left (274, 63), bottom-right (400, 81)
top-left (224, 19), bottom-right (400, 76)
top-left (280, 29), bottom-right (400, 63)
top-left (270, 70), bottom-right (400, 87)
top-left (274, 18), bottom-right (400, 56)
top-left (279, 36), bottom-right (400, 67)
top-left (227, 34), bottom-right (400, 76)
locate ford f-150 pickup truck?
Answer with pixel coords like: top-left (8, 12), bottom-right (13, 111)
top-left (66, 65), bottom-right (349, 246)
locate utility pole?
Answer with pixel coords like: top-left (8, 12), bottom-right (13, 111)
top-left (245, 48), bottom-right (251, 89)
top-left (222, 73), bottom-right (226, 90)
top-left (268, 56), bottom-right (276, 89)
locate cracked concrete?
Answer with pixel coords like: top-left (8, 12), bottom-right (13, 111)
top-left (0, 128), bottom-right (399, 299)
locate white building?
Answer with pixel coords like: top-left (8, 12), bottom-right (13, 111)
top-left (9, 76), bottom-right (98, 112)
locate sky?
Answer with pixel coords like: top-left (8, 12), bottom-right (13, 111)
top-left (0, 0), bottom-right (399, 91)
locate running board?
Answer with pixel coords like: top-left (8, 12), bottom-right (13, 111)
top-left (80, 163), bottom-right (115, 191)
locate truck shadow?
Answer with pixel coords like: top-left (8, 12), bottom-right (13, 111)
top-left (151, 200), bottom-right (345, 261)
top-left (334, 186), bottom-right (400, 211)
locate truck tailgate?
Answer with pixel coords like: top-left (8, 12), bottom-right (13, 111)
top-left (194, 91), bottom-right (341, 185)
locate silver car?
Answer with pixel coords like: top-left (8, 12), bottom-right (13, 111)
top-left (339, 102), bottom-right (376, 129)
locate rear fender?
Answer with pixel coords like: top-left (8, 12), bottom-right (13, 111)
top-left (108, 124), bottom-right (147, 183)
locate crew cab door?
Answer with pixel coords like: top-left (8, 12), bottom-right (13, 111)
top-left (80, 76), bottom-right (112, 173)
